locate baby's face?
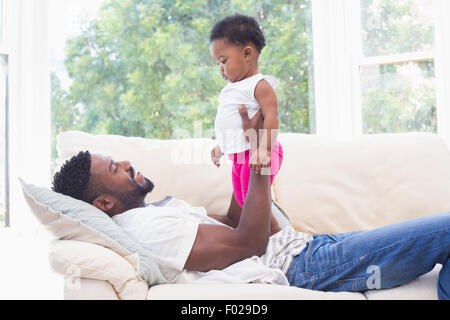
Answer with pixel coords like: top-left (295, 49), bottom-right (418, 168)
top-left (210, 39), bottom-right (249, 83)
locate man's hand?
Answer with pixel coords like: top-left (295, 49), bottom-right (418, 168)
top-left (249, 148), bottom-right (271, 175)
top-left (239, 104), bottom-right (270, 174)
top-left (239, 104), bottom-right (263, 142)
top-left (238, 105), bottom-right (268, 174)
top-left (211, 144), bottom-right (224, 167)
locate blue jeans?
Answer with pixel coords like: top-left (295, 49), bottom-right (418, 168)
top-left (286, 212), bottom-right (450, 300)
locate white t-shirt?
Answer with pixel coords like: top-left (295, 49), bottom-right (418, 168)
top-left (112, 197), bottom-right (312, 285)
top-left (214, 73), bottom-right (278, 155)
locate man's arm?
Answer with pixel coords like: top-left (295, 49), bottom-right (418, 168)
top-left (184, 107), bottom-right (273, 272)
top-left (207, 194), bottom-right (241, 227)
top-left (208, 193), bottom-right (281, 236)
top-left (184, 171), bottom-right (272, 272)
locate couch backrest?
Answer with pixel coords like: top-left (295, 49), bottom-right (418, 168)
top-left (56, 131), bottom-right (234, 216)
top-left (56, 131), bottom-right (450, 235)
top-left (276, 132), bottom-right (450, 234)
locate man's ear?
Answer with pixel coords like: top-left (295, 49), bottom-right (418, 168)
top-left (92, 195), bottom-right (116, 213)
top-left (243, 45), bottom-right (254, 60)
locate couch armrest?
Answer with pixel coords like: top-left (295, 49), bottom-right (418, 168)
top-left (49, 239), bottom-right (148, 300)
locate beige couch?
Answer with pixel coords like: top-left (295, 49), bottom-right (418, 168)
top-left (49, 131), bottom-right (450, 300)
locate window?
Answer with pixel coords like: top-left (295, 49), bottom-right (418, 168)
top-left (311, 0), bottom-right (449, 142)
top-left (0, 53), bottom-right (8, 228)
top-left (48, 0), bottom-right (450, 166)
top-left (359, 0), bottom-right (437, 134)
top-left (48, 0), bottom-right (315, 171)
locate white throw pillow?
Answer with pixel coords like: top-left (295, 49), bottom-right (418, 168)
top-left (20, 178), bottom-right (166, 287)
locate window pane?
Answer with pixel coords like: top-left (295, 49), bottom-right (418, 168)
top-left (49, 0), bottom-right (315, 170)
top-left (360, 0), bottom-right (434, 57)
top-left (361, 60), bottom-right (437, 134)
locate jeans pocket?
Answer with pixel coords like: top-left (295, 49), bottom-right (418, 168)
top-left (334, 277), bottom-right (367, 292)
top-left (304, 234), bottom-right (338, 275)
top-left (324, 233), bottom-right (341, 243)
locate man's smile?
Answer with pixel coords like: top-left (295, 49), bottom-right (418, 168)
top-left (129, 165), bottom-right (146, 186)
top-left (135, 171), bottom-right (145, 184)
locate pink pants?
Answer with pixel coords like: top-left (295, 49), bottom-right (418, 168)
top-left (228, 141), bottom-right (284, 208)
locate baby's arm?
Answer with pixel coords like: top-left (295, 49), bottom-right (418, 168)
top-left (253, 80), bottom-right (279, 166)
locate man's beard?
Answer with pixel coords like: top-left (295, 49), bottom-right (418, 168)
top-left (129, 165), bottom-right (154, 195)
top-left (114, 173), bottom-right (155, 209)
top-left (136, 176), bottom-right (155, 195)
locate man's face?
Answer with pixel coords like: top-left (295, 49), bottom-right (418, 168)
top-left (90, 154), bottom-right (154, 209)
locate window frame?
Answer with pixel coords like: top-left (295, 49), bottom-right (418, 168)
top-left (0, 53), bottom-right (9, 228)
top-left (0, 0), bottom-right (9, 228)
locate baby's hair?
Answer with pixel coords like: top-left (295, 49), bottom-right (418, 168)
top-left (210, 14), bottom-right (266, 53)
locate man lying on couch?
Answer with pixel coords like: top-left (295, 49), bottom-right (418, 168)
top-left (51, 107), bottom-right (450, 299)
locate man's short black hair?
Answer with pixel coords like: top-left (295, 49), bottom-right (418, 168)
top-left (210, 14), bottom-right (266, 53)
top-left (52, 151), bottom-right (91, 201)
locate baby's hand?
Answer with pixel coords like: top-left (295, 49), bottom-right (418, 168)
top-left (211, 145), bottom-right (224, 167)
top-left (249, 148), bottom-right (271, 175)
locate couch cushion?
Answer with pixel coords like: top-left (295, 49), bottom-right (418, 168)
top-left (275, 133), bottom-right (450, 234)
top-left (56, 131), bottom-right (234, 215)
top-left (20, 178), bottom-right (166, 287)
top-left (147, 283), bottom-right (366, 300)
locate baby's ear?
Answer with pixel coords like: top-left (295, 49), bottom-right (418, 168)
top-left (243, 45), bottom-right (254, 59)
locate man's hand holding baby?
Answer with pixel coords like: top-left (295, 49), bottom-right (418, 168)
top-left (238, 104), bottom-right (271, 175)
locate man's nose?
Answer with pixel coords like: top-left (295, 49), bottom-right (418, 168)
top-left (117, 161), bottom-right (131, 170)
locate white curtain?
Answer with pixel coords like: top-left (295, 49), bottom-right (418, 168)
top-left (435, 0), bottom-right (450, 147)
top-left (311, 0), bottom-right (362, 137)
top-left (5, 0), bottom-right (51, 233)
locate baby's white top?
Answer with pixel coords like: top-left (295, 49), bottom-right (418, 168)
top-left (214, 73), bottom-right (278, 154)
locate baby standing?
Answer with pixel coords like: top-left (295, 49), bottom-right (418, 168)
top-left (209, 14), bottom-right (283, 208)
